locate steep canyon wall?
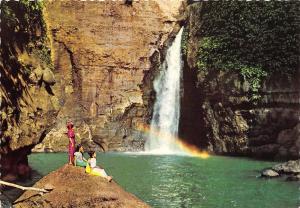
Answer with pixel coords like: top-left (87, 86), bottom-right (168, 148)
top-left (1, 0), bottom-right (183, 180)
top-left (180, 2), bottom-right (300, 160)
top-left (33, 0), bottom-right (183, 152)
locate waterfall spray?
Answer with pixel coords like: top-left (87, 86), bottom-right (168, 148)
top-left (145, 27), bottom-right (184, 153)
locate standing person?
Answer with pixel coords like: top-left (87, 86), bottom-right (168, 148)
top-left (66, 121), bottom-right (76, 165)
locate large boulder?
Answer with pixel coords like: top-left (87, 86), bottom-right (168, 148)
top-left (272, 160), bottom-right (300, 174)
top-left (14, 165), bottom-right (150, 208)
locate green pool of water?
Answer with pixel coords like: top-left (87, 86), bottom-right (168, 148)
top-left (29, 153), bottom-right (299, 208)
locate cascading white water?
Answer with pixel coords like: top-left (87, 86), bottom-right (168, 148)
top-left (145, 27), bottom-right (184, 153)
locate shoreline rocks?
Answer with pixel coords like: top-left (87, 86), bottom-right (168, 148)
top-left (272, 159), bottom-right (300, 174)
top-left (261, 169), bottom-right (279, 177)
top-left (14, 165), bottom-right (150, 208)
top-left (261, 159), bottom-right (300, 181)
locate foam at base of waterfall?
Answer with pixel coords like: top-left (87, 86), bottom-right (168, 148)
top-left (143, 148), bottom-right (184, 155)
top-left (129, 149), bottom-right (188, 156)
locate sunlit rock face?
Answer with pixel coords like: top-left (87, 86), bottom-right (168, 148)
top-left (180, 2), bottom-right (300, 160)
top-left (14, 165), bottom-right (150, 208)
top-left (32, 0), bottom-right (183, 152)
top-left (1, 0), bottom-right (183, 180)
top-left (0, 1), bottom-right (60, 181)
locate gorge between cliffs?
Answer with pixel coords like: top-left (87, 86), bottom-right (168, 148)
top-left (1, 1), bottom-right (299, 208)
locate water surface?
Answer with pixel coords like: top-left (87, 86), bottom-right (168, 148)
top-left (29, 153), bottom-right (299, 208)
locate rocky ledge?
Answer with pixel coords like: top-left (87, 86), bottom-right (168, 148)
top-left (261, 159), bottom-right (300, 181)
top-left (14, 165), bottom-right (150, 208)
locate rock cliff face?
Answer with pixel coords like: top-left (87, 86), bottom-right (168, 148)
top-left (31, 0), bottom-right (183, 153)
top-left (1, 0), bottom-right (183, 166)
top-left (180, 2), bottom-right (300, 160)
top-left (1, 1), bottom-right (59, 181)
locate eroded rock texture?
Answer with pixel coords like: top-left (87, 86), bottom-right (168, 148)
top-left (1, 1), bottom-right (59, 181)
top-left (31, 0), bottom-right (183, 152)
top-left (1, 0), bottom-right (183, 180)
top-left (180, 2), bottom-right (300, 160)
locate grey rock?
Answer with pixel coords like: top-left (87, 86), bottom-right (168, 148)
top-left (272, 160), bottom-right (300, 174)
top-left (0, 194), bottom-right (13, 208)
top-left (261, 169), bottom-right (279, 177)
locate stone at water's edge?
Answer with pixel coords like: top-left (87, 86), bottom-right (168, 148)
top-left (272, 160), bottom-right (300, 174)
top-left (14, 165), bottom-right (150, 208)
top-left (261, 169), bottom-right (279, 178)
top-left (261, 160), bottom-right (300, 181)
top-left (286, 174), bottom-right (300, 181)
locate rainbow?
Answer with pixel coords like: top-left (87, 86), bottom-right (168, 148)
top-left (136, 123), bottom-right (210, 159)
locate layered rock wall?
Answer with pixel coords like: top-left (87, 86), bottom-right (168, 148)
top-left (31, 0), bottom-right (183, 152)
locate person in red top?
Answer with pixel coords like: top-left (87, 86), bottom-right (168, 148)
top-left (66, 121), bottom-right (76, 165)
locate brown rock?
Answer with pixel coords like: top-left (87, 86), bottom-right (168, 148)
top-left (42, 68), bottom-right (56, 85)
top-left (14, 165), bottom-right (150, 208)
top-left (32, 122), bottom-right (102, 152)
top-left (40, 0), bottom-right (183, 151)
top-left (1, 0), bottom-right (183, 180)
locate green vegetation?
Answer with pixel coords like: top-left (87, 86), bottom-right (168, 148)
top-left (2, 0), bottom-right (45, 44)
top-left (195, 1), bottom-right (299, 98)
top-left (2, 0), bottom-right (52, 66)
top-left (1, 0), bottom-right (50, 109)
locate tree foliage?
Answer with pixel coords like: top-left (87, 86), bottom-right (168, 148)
top-left (2, 0), bottom-right (45, 46)
top-left (1, 0), bottom-right (49, 110)
top-left (196, 1), bottom-right (299, 95)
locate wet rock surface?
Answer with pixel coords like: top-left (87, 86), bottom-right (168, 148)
top-left (272, 160), bottom-right (300, 174)
top-left (261, 160), bottom-right (300, 181)
top-left (181, 2), bottom-right (300, 160)
top-left (261, 169), bottom-right (279, 178)
top-left (14, 165), bottom-right (150, 208)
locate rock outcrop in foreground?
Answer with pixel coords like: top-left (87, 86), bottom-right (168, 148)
top-left (14, 165), bottom-right (150, 208)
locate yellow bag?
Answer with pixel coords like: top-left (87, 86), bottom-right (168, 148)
top-left (85, 163), bottom-right (91, 173)
top-left (85, 163), bottom-right (104, 176)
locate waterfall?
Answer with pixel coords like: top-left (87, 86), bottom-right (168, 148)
top-left (145, 27), bottom-right (184, 153)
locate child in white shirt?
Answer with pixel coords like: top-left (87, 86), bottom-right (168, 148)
top-left (88, 151), bottom-right (112, 182)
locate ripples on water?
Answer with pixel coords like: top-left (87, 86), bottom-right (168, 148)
top-left (29, 153), bottom-right (299, 208)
